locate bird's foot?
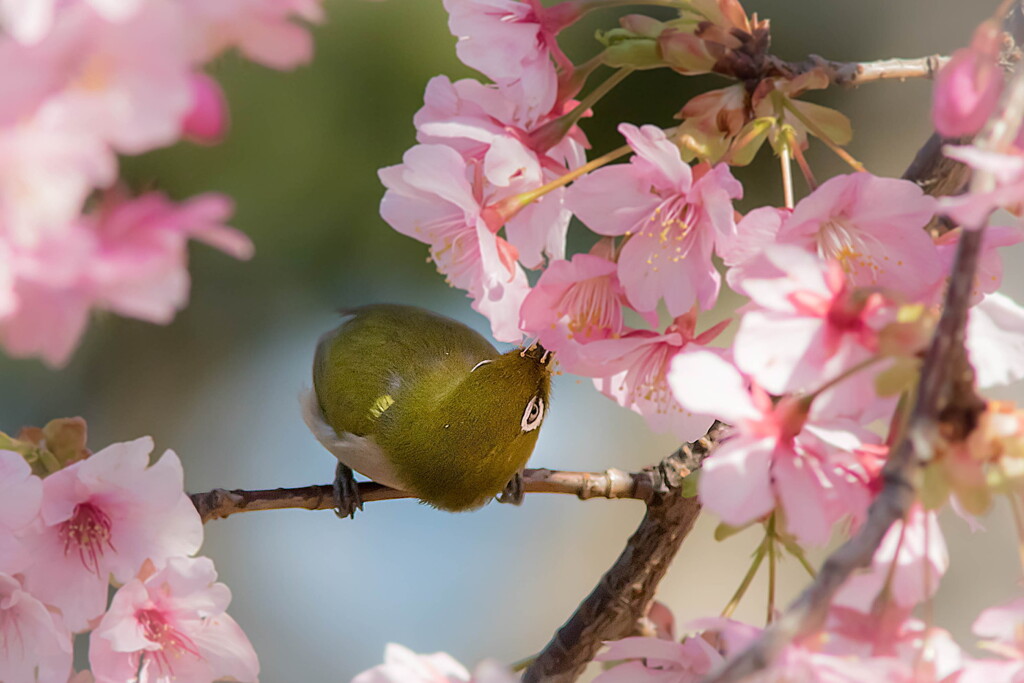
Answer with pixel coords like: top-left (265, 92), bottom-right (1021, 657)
top-left (333, 463), bottom-right (363, 518)
top-left (497, 470), bottom-right (525, 506)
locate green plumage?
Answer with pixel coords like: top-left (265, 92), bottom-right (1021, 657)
top-left (311, 304), bottom-right (551, 511)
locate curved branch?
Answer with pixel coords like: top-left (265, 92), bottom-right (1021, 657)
top-left (523, 423), bottom-right (726, 683)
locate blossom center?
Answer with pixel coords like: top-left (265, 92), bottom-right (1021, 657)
top-left (816, 217), bottom-right (883, 280)
top-left (137, 608), bottom-right (202, 674)
top-left (557, 276), bottom-right (620, 339)
top-left (59, 502), bottom-right (114, 574)
top-left (633, 196), bottom-right (700, 272)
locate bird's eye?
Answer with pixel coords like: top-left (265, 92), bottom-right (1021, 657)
top-left (521, 396), bottom-right (544, 432)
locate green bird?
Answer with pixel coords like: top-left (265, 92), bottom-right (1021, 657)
top-left (303, 304), bottom-right (552, 514)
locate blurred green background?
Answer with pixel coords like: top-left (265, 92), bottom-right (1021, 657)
top-left (2, 0), bottom-right (1021, 679)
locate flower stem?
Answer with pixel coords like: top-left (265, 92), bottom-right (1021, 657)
top-left (766, 514), bottom-right (778, 625)
top-left (722, 531), bottom-right (768, 618)
top-left (802, 355), bottom-right (884, 407)
top-left (779, 145), bottom-right (794, 209)
top-left (781, 98), bottom-right (866, 173)
top-left (791, 142), bottom-right (818, 191)
top-left (1007, 492), bottom-right (1024, 579)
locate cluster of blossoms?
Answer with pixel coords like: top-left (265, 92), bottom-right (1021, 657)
top-left (367, 0), bottom-right (1024, 680)
top-left (5, 0), bottom-right (1024, 680)
top-left (0, 418), bottom-right (258, 683)
top-left (0, 0), bottom-right (326, 367)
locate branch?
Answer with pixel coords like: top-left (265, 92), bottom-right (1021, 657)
top-left (703, 56), bottom-right (1024, 683)
top-left (522, 423), bottom-right (726, 683)
top-left (191, 467), bottom-right (654, 523)
top-left (768, 54), bottom-right (949, 87)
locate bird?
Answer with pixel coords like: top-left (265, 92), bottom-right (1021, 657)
top-left (303, 304), bottom-right (552, 515)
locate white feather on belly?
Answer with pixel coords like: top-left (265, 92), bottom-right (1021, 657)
top-left (300, 389), bottom-right (407, 492)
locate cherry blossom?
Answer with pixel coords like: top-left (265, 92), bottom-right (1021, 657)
top-left (932, 19), bottom-right (1004, 138)
top-left (776, 173), bottom-right (941, 300)
top-left (670, 351), bottom-right (876, 544)
top-left (966, 292), bottom-right (1024, 389)
top-left (0, 572), bottom-right (73, 683)
top-left (833, 505), bottom-right (948, 612)
top-left (411, 75), bottom-right (586, 268)
top-left (21, 437), bottom-right (203, 631)
top-left (593, 635), bottom-right (723, 682)
top-left (89, 556), bottom-right (259, 683)
top-left (580, 312), bottom-right (725, 442)
top-left (0, 191), bottom-right (252, 367)
top-left (957, 598), bottom-right (1024, 682)
top-left (352, 643), bottom-right (517, 683)
top-left (182, 73), bottom-right (230, 145)
top-left (519, 244), bottom-right (655, 371)
top-left (731, 246), bottom-right (893, 401)
top-left (182, 0), bottom-right (323, 69)
top-left (379, 143), bottom-right (530, 342)
top-left (941, 145), bottom-right (1024, 227)
top-left (443, 0), bottom-right (571, 121)
top-left (567, 123), bottom-right (742, 315)
top-left (0, 449), bottom-right (42, 574)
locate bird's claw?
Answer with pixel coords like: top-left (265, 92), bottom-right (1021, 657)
top-left (333, 463), bottom-right (363, 519)
top-left (497, 470), bottom-right (525, 506)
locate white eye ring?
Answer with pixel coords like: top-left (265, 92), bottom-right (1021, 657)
top-left (521, 396), bottom-right (544, 432)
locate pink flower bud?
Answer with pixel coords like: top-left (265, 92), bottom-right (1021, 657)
top-left (932, 20), bottom-right (1004, 138)
top-left (182, 73), bottom-right (229, 145)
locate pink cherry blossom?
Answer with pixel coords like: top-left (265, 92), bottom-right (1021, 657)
top-left (14, 2), bottom-right (195, 155)
top-left (379, 143), bottom-right (529, 342)
top-left (776, 173), bottom-right (941, 300)
top-left (567, 123), bottom-right (742, 315)
top-left (412, 75), bottom-right (586, 268)
top-left (824, 607), bottom-right (964, 680)
top-left (834, 505), bottom-right (948, 612)
top-left (0, 191), bottom-right (252, 367)
top-left (955, 598), bottom-right (1024, 682)
top-left (182, 0), bottom-right (323, 69)
top-left (934, 225), bottom-right (1023, 306)
top-left (182, 73), bottom-right (230, 145)
top-left (0, 449), bottom-right (42, 574)
top-left (731, 246), bottom-right (892, 398)
top-left (966, 292), bottom-right (1024, 389)
top-left (21, 437), bottom-right (204, 631)
top-left (0, 572), bottom-right (73, 683)
top-left (443, 0), bottom-right (572, 121)
top-left (353, 643), bottom-right (517, 683)
top-left (669, 351), bottom-right (877, 544)
top-left (594, 635), bottom-right (723, 682)
top-left (718, 205), bottom-right (788, 270)
top-left (941, 145), bottom-right (1024, 227)
top-left (0, 116), bottom-right (117, 244)
top-left (578, 313), bottom-right (725, 442)
top-left (89, 556), bottom-right (259, 683)
top-left (519, 247), bottom-right (653, 371)
top-left (932, 20), bottom-right (1003, 138)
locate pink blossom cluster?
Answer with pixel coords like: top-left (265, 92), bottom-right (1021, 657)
top-left (380, 0), bottom-right (1024, 542)
top-left (0, 422), bottom-right (258, 683)
top-left (370, 1), bottom-right (1024, 679)
top-left (0, 0), bottom-right (324, 366)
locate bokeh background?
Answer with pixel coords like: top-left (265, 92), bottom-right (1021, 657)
top-left (2, 0), bottom-right (1022, 679)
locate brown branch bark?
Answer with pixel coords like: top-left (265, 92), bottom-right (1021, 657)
top-left (522, 423), bottom-right (726, 683)
top-left (768, 54), bottom-right (949, 87)
top-left (703, 54), bottom-right (1024, 683)
top-left (191, 467), bottom-right (653, 523)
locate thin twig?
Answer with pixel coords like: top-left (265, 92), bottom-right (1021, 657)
top-left (191, 467), bottom-right (651, 523)
top-left (702, 57), bottom-right (1024, 683)
top-left (768, 54), bottom-right (949, 87)
top-left (522, 423), bottom-right (727, 683)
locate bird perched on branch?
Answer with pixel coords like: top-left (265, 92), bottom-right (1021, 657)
top-left (303, 304), bottom-right (552, 516)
